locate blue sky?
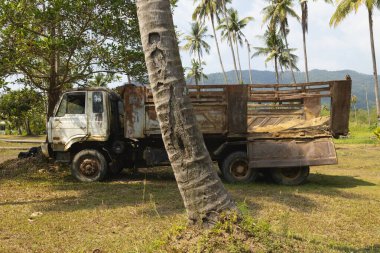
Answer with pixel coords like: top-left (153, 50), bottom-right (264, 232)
top-left (173, 0), bottom-right (380, 76)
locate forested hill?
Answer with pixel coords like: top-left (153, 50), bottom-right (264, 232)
top-left (191, 69), bottom-right (378, 109)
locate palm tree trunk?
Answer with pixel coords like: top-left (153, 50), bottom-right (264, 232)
top-left (302, 2), bottom-right (310, 82)
top-left (365, 84), bottom-right (371, 126)
top-left (282, 28), bottom-right (297, 84)
top-left (368, 9), bottom-right (380, 125)
top-left (234, 39), bottom-right (243, 83)
top-left (246, 41), bottom-right (253, 84)
top-left (198, 53), bottom-right (204, 85)
top-left (211, 17), bottom-right (228, 84)
top-left (275, 57), bottom-right (279, 84)
top-left (221, 0), bottom-right (240, 83)
top-left (136, 0), bottom-right (236, 225)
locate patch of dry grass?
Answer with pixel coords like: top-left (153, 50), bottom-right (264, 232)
top-left (0, 144), bottom-right (379, 252)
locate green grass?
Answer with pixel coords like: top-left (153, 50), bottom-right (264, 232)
top-left (334, 123), bottom-right (379, 144)
top-left (0, 143), bottom-right (379, 252)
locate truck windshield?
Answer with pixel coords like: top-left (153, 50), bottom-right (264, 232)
top-left (56, 93), bottom-right (86, 116)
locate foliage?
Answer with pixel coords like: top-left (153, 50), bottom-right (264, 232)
top-left (186, 59), bottom-right (208, 85)
top-left (0, 88), bottom-right (45, 135)
top-left (0, 0), bottom-right (146, 116)
top-left (183, 21), bottom-right (211, 62)
top-left (374, 127), bottom-right (380, 140)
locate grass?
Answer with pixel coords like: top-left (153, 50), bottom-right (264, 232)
top-left (0, 142), bottom-right (379, 252)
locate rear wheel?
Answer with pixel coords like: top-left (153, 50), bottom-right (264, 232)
top-left (221, 151), bottom-right (258, 183)
top-left (71, 149), bottom-right (108, 182)
top-left (270, 166), bottom-right (310, 186)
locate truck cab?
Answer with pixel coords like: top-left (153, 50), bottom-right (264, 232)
top-left (43, 88), bottom-right (125, 181)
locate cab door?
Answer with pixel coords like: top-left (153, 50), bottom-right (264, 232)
top-left (50, 91), bottom-right (88, 150)
top-left (87, 91), bottom-right (108, 140)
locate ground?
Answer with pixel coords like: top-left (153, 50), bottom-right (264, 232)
top-left (0, 135), bottom-right (379, 252)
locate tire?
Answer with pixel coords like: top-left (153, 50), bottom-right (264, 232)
top-left (270, 166), bottom-right (310, 186)
top-left (71, 149), bottom-right (108, 182)
top-left (108, 160), bottom-right (124, 176)
top-left (221, 151), bottom-right (258, 183)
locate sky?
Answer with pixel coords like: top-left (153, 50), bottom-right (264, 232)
top-left (173, 0), bottom-right (380, 76)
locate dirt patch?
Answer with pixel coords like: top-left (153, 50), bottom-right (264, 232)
top-left (0, 153), bottom-right (50, 178)
top-left (160, 209), bottom-right (312, 253)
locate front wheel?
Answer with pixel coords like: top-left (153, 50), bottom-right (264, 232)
top-left (221, 151), bottom-right (258, 183)
top-left (270, 166), bottom-right (310, 186)
top-left (71, 149), bottom-right (108, 182)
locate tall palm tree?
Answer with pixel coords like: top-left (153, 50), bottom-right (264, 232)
top-left (253, 28), bottom-right (284, 84)
top-left (220, 0), bottom-right (240, 83)
top-left (245, 38), bottom-right (254, 84)
top-left (253, 27), bottom-right (298, 84)
top-left (183, 21), bottom-right (211, 65)
top-left (193, 0), bottom-right (229, 83)
top-left (330, 0), bottom-right (380, 125)
top-left (187, 59), bottom-right (208, 86)
top-left (300, 0), bottom-right (332, 82)
top-left (263, 0), bottom-right (300, 83)
top-left (136, 0), bottom-right (236, 225)
top-left (218, 8), bottom-right (253, 83)
top-left (183, 21), bottom-right (211, 84)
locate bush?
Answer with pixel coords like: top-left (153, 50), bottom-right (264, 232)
top-left (374, 128), bottom-right (380, 141)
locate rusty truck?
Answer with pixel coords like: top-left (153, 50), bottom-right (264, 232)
top-left (42, 77), bottom-right (351, 185)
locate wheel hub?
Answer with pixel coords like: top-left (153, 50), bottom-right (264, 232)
top-left (79, 158), bottom-right (100, 177)
top-left (230, 160), bottom-right (249, 179)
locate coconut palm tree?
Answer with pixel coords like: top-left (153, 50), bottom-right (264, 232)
top-left (245, 38), bottom-right (254, 84)
top-left (253, 27), bottom-right (298, 84)
top-left (263, 0), bottom-right (300, 83)
top-left (330, 0), bottom-right (380, 125)
top-left (183, 21), bottom-right (211, 84)
top-left (193, 0), bottom-right (229, 83)
top-left (220, 0), bottom-right (240, 83)
top-left (136, 0), bottom-right (236, 225)
top-left (300, 0), bottom-right (332, 82)
top-left (253, 28), bottom-right (284, 84)
top-left (187, 59), bottom-right (208, 86)
top-left (218, 8), bottom-right (253, 83)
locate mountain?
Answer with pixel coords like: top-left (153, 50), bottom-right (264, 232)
top-left (189, 69), bottom-right (377, 109)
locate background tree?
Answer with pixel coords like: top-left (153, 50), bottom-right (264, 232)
top-left (187, 59), bottom-right (208, 86)
top-left (351, 95), bottom-right (358, 124)
top-left (136, 0), bottom-right (236, 225)
top-left (193, 0), bottom-right (229, 83)
top-left (183, 21), bottom-right (211, 84)
top-left (0, 88), bottom-right (45, 135)
top-left (330, 0), bottom-right (380, 125)
top-left (218, 8), bottom-right (253, 83)
top-left (263, 0), bottom-right (300, 83)
top-left (253, 28), bottom-right (286, 83)
top-left (245, 38), bottom-right (254, 84)
top-left (0, 0), bottom-right (146, 118)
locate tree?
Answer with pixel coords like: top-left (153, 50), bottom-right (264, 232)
top-left (136, 0), bottom-right (236, 225)
top-left (220, 0), bottom-right (240, 83)
top-left (0, 0), bottom-right (146, 118)
top-left (253, 27), bottom-right (298, 84)
top-left (351, 95), bottom-right (358, 124)
top-left (330, 0), bottom-right (380, 125)
top-left (183, 21), bottom-right (211, 84)
top-left (263, 0), bottom-right (300, 83)
top-left (193, 0), bottom-right (229, 83)
top-left (0, 88), bottom-right (45, 135)
top-left (187, 59), bottom-right (208, 86)
top-left (245, 38), bottom-right (254, 84)
top-left (218, 8), bottom-right (253, 83)
top-left (300, 0), bottom-right (332, 82)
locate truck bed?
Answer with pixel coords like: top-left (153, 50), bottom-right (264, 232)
top-left (118, 79), bottom-right (351, 140)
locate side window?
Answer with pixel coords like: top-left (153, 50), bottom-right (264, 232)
top-left (56, 93), bottom-right (86, 117)
top-left (93, 92), bottom-right (103, 113)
